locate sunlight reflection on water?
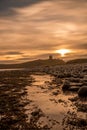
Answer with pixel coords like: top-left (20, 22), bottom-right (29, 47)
top-left (26, 74), bottom-right (80, 130)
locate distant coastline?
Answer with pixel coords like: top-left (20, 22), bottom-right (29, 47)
top-left (0, 58), bottom-right (87, 69)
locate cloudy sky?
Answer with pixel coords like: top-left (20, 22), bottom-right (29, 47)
top-left (0, 0), bottom-right (87, 63)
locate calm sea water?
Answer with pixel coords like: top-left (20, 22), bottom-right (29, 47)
top-left (0, 68), bottom-right (24, 71)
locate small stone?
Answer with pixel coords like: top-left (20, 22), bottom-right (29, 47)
top-left (52, 90), bottom-right (59, 96)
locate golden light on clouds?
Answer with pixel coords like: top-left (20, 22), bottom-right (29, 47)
top-left (54, 23), bottom-right (77, 38)
top-left (0, 0), bottom-right (87, 63)
top-left (56, 49), bottom-right (71, 57)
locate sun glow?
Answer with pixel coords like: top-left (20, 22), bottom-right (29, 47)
top-left (56, 49), bottom-right (71, 57)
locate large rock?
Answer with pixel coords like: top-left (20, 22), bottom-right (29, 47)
top-left (78, 86), bottom-right (87, 97)
top-left (62, 80), bottom-right (70, 91)
top-left (68, 86), bottom-right (80, 91)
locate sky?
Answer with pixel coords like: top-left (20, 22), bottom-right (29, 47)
top-left (0, 0), bottom-right (87, 64)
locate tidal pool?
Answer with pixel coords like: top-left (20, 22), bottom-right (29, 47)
top-left (25, 73), bottom-right (87, 130)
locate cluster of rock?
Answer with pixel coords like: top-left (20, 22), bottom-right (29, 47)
top-left (28, 63), bottom-right (87, 98)
top-left (42, 63), bottom-right (87, 98)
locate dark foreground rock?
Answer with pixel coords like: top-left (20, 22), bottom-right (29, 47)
top-left (62, 80), bottom-right (70, 91)
top-left (78, 86), bottom-right (87, 97)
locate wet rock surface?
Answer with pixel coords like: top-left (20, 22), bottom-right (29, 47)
top-left (0, 70), bottom-right (33, 130)
top-left (78, 86), bottom-right (87, 97)
top-left (0, 63), bottom-right (87, 130)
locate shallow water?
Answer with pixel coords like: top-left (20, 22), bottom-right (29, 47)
top-left (26, 74), bottom-right (86, 130)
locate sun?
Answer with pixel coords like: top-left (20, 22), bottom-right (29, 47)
top-left (56, 49), bottom-right (71, 57)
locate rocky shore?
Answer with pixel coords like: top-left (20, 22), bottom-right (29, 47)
top-left (0, 63), bottom-right (87, 130)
